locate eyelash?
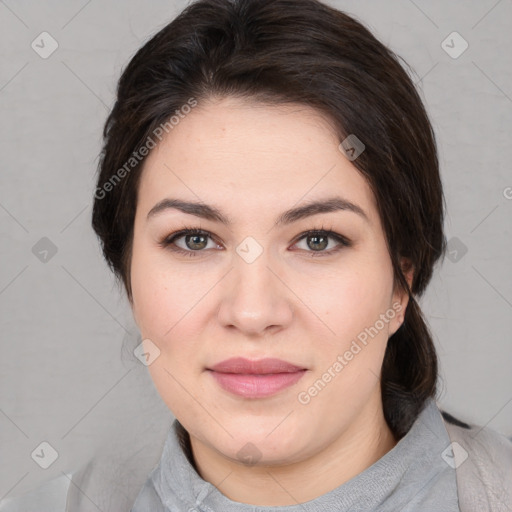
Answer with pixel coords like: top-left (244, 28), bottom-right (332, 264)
top-left (158, 224), bottom-right (351, 258)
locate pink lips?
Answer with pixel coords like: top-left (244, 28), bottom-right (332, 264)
top-left (207, 357), bottom-right (307, 398)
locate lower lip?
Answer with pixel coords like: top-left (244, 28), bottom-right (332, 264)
top-left (208, 370), bottom-right (307, 398)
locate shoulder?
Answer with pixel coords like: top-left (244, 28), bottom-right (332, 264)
top-left (441, 409), bottom-right (512, 466)
top-left (0, 472), bottom-right (71, 512)
top-left (441, 409), bottom-right (512, 511)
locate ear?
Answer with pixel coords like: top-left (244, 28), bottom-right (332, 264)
top-left (389, 257), bottom-right (414, 337)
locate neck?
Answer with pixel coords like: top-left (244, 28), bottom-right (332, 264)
top-left (187, 393), bottom-right (397, 506)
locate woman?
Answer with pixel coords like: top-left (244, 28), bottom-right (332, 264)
top-left (89, 0), bottom-right (511, 510)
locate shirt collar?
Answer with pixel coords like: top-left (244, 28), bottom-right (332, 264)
top-left (151, 397), bottom-right (457, 512)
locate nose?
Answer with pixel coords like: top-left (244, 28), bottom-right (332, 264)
top-left (216, 251), bottom-right (294, 336)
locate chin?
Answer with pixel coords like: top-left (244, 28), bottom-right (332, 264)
top-left (210, 418), bottom-right (307, 462)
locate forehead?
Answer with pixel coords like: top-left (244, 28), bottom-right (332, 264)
top-left (136, 97), bottom-right (378, 226)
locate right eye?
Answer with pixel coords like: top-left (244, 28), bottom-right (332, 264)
top-left (159, 228), bottom-right (222, 257)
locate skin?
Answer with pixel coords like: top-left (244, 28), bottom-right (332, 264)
top-left (130, 96), bottom-right (413, 506)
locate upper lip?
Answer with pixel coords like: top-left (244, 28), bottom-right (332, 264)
top-left (208, 357), bottom-right (306, 374)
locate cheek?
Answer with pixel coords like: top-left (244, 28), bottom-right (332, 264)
top-left (131, 256), bottom-right (207, 412)
top-left (312, 260), bottom-right (394, 344)
top-left (300, 264), bottom-right (394, 412)
top-left (131, 245), bottom-right (204, 339)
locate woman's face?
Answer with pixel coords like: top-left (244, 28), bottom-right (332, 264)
top-left (130, 96), bottom-right (409, 466)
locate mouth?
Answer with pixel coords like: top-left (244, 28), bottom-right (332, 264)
top-left (206, 357), bottom-right (308, 398)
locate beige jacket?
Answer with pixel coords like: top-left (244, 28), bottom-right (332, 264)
top-left (443, 412), bottom-right (512, 512)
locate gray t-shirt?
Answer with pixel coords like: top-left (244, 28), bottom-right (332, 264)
top-left (131, 398), bottom-right (460, 511)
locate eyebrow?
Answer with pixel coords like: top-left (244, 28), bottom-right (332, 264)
top-left (146, 196), bottom-right (369, 225)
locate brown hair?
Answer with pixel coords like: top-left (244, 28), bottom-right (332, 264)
top-left (92, 0), bottom-right (447, 438)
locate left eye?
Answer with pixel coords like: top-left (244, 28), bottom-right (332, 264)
top-left (292, 230), bottom-right (350, 255)
top-left (160, 228), bottom-right (350, 257)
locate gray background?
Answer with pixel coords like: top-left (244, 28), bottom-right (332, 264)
top-left (1, 0), bottom-right (511, 504)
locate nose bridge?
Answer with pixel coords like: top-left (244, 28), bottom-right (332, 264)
top-left (233, 234), bottom-right (274, 289)
top-left (217, 241), bottom-right (293, 334)
top-left (235, 248), bottom-right (274, 298)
